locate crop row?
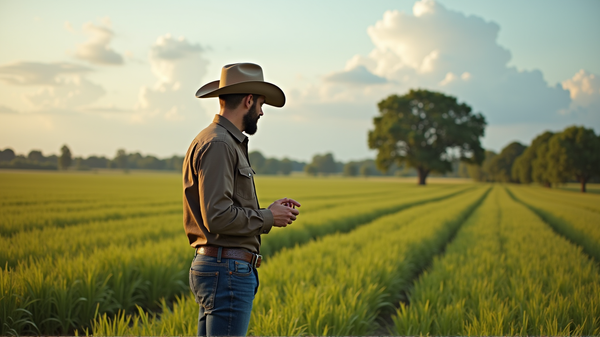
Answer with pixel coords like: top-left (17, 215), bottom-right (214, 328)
top-left (0, 183), bottom-right (469, 268)
top-left (1, 176), bottom-right (470, 335)
top-left (510, 185), bottom-right (600, 214)
top-left (507, 186), bottom-right (600, 261)
top-left (392, 187), bottom-right (600, 336)
top-left (89, 187), bottom-right (489, 335)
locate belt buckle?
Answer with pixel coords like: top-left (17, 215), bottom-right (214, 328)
top-left (252, 254), bottom-right (262, 268)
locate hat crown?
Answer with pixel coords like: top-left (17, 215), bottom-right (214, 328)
top-left (219, 63), bottom-right (264, 88)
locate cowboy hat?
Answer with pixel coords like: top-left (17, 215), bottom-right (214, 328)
top-left (195, 63), bottom-right (285, 107)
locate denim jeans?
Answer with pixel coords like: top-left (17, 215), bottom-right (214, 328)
top-left (189, 250), bottom-right (259, 336)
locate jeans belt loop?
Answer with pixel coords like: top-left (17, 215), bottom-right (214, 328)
top-left (252, 254), bottom-right (262, 268)
top-left (217, 246), bottom-right (222, 263)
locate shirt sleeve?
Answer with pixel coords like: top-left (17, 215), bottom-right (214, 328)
top-left (196, 141), bottom-right (274, 236)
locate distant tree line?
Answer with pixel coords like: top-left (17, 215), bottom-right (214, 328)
top-left (468, 125), bottom-right (600, 192)
top-left (0, 145), bottom-right (184, 172)
top-left (248, 151), bottom-right (306, 175)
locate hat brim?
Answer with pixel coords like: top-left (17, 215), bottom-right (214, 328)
top-left (196, 80), bottom-right (286, 108)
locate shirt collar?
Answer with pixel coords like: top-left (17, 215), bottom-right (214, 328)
top-left (213, 115), bottom-right (247, 143)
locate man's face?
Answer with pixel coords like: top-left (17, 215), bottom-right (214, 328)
top-left (242, 95), bottom-right (265, 135)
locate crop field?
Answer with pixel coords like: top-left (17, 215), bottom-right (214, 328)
top-left (1, 171), bottom-right (599, 336)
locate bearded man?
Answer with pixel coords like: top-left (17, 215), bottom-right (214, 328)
top-left (183, 63), bottom-right (300, 336)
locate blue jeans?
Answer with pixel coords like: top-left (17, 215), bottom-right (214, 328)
top-left (189, 250), bottom-right (259, 336)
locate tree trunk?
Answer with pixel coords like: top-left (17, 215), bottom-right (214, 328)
top-left (417, 168), bottom-right (429, 185)
top-left (580, 176), bottom-right (588, 193)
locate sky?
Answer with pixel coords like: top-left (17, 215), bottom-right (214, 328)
top-left (0, 0), bottom-right (599, 162)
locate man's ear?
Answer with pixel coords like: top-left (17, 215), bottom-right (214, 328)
top-left (243, 94), bottom-right (254, 109)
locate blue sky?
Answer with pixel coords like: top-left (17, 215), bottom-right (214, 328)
top-left (0, 0), bottom-right (598, 162)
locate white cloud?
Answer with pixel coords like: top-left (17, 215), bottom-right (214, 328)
top-left (0, 62), bottom-right (91, 86)
top-left (134, 34), bottom-right (208, 122)
top-left (560, 70), bottom-right (600, 128)
top-left (0, 61), bottom-right (104, 110)
top-left (75, 18), bottom-right (124, 65)
top-left (0, 105), bottom-right (19, 114)
top-left (25, 76), bottom-right (105, 109)
top-left (316, 0), bottom-right (571, 126)
top-left (562, 70), bottom-right (600, 109)
top-left (324, 65), bottom-right (387, 85)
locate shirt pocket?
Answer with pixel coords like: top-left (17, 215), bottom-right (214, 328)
top-left (235, 166), bottom-right (256, 200)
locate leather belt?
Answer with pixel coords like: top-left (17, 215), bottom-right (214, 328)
top-left (196, 246), bottom-right (262, 268)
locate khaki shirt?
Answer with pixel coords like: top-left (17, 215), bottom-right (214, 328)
top-left (183, 115), bottom-right (274, 253)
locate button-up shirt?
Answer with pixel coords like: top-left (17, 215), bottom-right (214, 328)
top-left (183, 115), bottom-right (274, 253)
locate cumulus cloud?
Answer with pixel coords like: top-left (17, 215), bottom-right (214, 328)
top-left (135, 34), bottom-right (208, 122)
top-left (314, 0), bottom-right (571, 126)
top-left (562, 70), bottom-right (600, 109)
top-left (25, 77), bottom-right (105, 109)
top-left (75, 19), bottom-right (124, 65)
top-left (0, 104), bottom-right (19, 114)
top-left (324, 65), bottom-right (388, 85)
top-left (0, 61), bottom-right (104, 110)
top-left (0, 62), bottom-right (91, 86)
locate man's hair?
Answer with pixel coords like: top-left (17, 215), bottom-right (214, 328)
top-left (219, 93), bottom-right (254, 110)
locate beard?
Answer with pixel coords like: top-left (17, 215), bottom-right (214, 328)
top-left (242, 100), bottom-right (260, 135)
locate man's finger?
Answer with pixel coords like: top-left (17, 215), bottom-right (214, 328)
top-left (286, 198), bottom-right (301, 207)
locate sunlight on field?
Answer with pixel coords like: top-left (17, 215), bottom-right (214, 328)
top-left (1, 171), bottom-right (599, 336)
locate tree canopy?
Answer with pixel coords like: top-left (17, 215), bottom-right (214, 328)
top-left (368, 89), bottom-right (486, 185)
top-left (487, 141), bottom-right (526, 183)
top-left (512, 131), bottom-right (554, 184)
top-left (546, 126), bottom-right (600, 192)
top-left (59, 145), bottom-right (72, 170)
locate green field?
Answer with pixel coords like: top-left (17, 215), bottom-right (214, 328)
top-left (1, 171), bottom-right (599, 336)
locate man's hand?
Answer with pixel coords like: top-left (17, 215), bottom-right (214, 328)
top-left (268, 198), bottom-right (301, 227)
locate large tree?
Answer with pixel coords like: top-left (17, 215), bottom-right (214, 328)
top-left (531, 142), bottom-right (553, 188)
top-left (488, 141), bottom-right (526, 183)
top-left (512, 131), bottom-right (554, 184)
top-left (304, 153), bottom-right (338, 176)
top-left (59, 145), bottom-right (72, 170)
top-left (369, 89), bottom-right (486, 185)
top-left (467, 150), bottom-right (497, 182)
top-left (546, 126), bottom-right (600, 193)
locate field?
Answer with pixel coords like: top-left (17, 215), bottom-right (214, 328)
top-left (1, 171), bottom-right (599, 336)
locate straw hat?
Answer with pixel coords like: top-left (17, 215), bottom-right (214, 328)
top-left (195, 63), bottom-right (285, 107)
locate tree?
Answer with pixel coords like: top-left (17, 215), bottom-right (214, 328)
top-left (59, 145), bottom-right (72, 170)
top-left (115, 149), bottom-right (127, 170)
top-left (359, 163), bottom-right (373, 177)
top-left (546, 126), bottom-right (600, 193)
top-left (488, 142), bottom-right (526, 182)
top-left (531, 142), bottom-right (553, 187)
top-left (306, 153), bottom-right (338, 175)
top-left (369, 89), bottom-right (486, 185)
top-left (263, 158), bottom-right (280, 174)
top-left (512, 131), bottom-right (554, 184)
top-left (343, 162), bottom-right (358, 177)
top-left (280, 158), bottom-right (293, 176)
top-left (467, 150), bottom-right (497, 182)
top-left (304, 164), bottom-right (318, 176)
top-left (28, 150), bottom-right (44, 163)
top-left (249, 151), bottom-right (266, 173)
top-left (0, 148), bottom-right (16, 162)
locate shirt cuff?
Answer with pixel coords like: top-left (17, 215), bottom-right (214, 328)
top-left (259, 208), bottom-right (274, 234)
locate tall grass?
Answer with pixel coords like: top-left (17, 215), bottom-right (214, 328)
top-left (507, 185), bottom-right (600, 261)
top-left (100, 186), bottom-right (488, 335)
top-left (1, 172), bottom-right (467, 335)
top-left (392, 187), bottom-right (600, 336)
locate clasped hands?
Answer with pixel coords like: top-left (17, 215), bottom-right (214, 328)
top-left (268, 198), bottom-right (301, 227)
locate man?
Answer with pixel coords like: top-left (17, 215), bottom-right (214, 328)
top-left (183, 63), bottom-right (300, 336)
